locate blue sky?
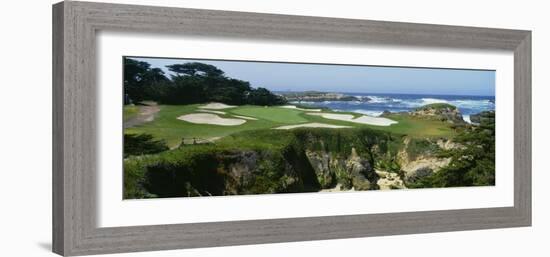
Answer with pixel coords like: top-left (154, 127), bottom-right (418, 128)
top-left (129, 57), bottom-right (495, 96)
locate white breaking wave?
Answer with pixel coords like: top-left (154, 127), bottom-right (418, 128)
top-left (449, 99), bottom-right (494, 109)
top-left (397, 98), bottom-right (494, 110)
top-left (420, 98), bottom-right (449, 105)
top-left (365, 95), bottom-right (393, 103)
top-left (463, 115), bottom-right (471, 124)
top-left (293, 95), bottom-right (494, 116)
top-left (364, 95), bottom-right (405, 104)
top-left (290, 101), bottom-right (317, 104)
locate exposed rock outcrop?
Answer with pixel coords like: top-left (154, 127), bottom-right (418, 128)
top-left (436, 138), bottom-right (465, 150)
top-left (304, 136), bottom-right (459, 191)
top-left (397, 137), bottom-right (452, 183)
top-left (305, 147), bottom-right (379, 191)
top-left (376, 170), bottom-right (406, 190)
top-left (401, 157), bottom-right (451, 182)
top-left (410, 103), bottom-right (465, 124)
top-left (469, 110), bottom-right (495, 126)
top-left (144, 148), bottom-right (320, 198)
top-left (346, 148), bottom-right (379, 190)
top-left (136, 129), bottom-right (458, 198)
top-left (305, 150), bottom-right (336, 188)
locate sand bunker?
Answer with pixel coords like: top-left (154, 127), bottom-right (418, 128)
top-left (177, 113), bottom-right (246, 126)
top-left (274, 122), bottom-right (351, 130)
top-left (307, 113), bottom-right (397, 126)
top-left (198, 102), bottom-right (236, 110)
top-left (197, 109), bottom-right (257, 120)
top-left (197, 109), bottom-right (226, 115)
top-left (279, 105), bottom-right (322, 112)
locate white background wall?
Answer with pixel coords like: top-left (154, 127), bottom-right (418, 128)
top-left (0, 0), bottom-right (548, 256)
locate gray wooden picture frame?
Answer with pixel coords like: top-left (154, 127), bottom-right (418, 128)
top-left (52, 1), bottom-right (531, 256)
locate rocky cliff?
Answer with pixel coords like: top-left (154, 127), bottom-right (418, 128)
top-left (396, 138), bottom-right (452, 183)
top-left (304, 136), bottom-right (460, 191)
top-left (125, 128), bottom-right (461, 198)
top-left (469, 110), bottom-right (495, 126)
top-left (305, 147), bottom-right (379, 191)
top-left (410, 103), bottom-right (465, 124)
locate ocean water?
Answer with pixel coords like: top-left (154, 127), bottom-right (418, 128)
top-left (292, 93), bottom-right (495, 123)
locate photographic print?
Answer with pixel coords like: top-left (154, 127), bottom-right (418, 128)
top-left (123, 57), bottom-right (496, 199)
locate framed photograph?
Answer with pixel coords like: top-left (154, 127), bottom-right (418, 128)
top-left (53, 1), bottom-right (531, 256)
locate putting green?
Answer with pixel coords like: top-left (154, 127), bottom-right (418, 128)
top-left (229, 106), bottom-right (308, 124)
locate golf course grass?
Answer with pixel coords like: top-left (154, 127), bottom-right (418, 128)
top-left (123, 105), bottom-right (139, 122)
top-left (124, 103), bottom-right (457, 148)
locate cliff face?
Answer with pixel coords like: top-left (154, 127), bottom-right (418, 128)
top-left (397, 149), bottom-right (450, 183)
top-left (306, 147), bottom-right (379, 191)
top-left (129, 128), bottom-right (458, 198)
top-left (142, 148), bottom-right (322, 198)
top-left (304, 137), bottom-right (458, 191)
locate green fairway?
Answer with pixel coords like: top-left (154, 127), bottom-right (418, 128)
top-left (124, 104), bottom-right (457, 147)
top-left (125, 105), bottom-right (277, 147)
top-left (229, 106), bottom-right (308, 124)
top-left (371, 113), bottom-right (456, 137)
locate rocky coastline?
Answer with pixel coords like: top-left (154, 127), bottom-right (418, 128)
top-left (124, 103), bottom-right (494, 198)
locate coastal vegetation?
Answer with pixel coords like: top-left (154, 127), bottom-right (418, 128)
top-left (408, 111), bottom-right (495, 187)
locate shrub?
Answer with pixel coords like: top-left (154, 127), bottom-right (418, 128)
top-left (124, 133), bottom-right (169, 158)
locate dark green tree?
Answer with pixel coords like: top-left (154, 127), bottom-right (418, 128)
top-left (124, 58), bottom-right (168, 103)
top-left (166, 62), bottom-right (224, 77)
top-left (248, 87), bottom-right (286, 106)
top-left (161, 75), bottom-right (207, 104)
top-left (124, 58), bottom-right (286, 106)
top-left (124, 133), bottom-right (169, 158)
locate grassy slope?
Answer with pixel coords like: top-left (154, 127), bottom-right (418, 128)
top-left (230, 106), bottom-right (308, 123)
top-left (378, 113), bottom-right (455, 137)
top-left (125, 104), bottom-right (456, 147)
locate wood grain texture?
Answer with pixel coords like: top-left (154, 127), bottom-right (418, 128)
top-left (514, 32), bottom-right (532, 224)
top-left (52, 2), bottom-right (65, 255)
top-left (52, 1), bottom-right (532, 256)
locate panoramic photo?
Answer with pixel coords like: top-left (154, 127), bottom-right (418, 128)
top-left (123, 57), bottom-right (496, 199)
